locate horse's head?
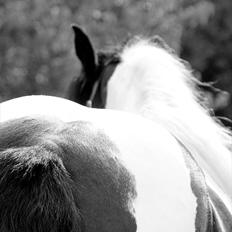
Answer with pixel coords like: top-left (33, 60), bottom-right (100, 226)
top-left (68, 27), bottom-right (177, 109)
top-left (69, 25), bottom-right (121, 108)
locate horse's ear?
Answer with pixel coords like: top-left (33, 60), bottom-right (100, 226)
top-left (150, 35), bottom-right (175, 54)
top-left (72, 24), bottom-right (97, 79)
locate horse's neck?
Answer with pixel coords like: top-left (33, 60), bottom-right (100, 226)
top-left (107, 73), bottom-right (231, 203)
top-left (107, 42), bottom-right (231, 202)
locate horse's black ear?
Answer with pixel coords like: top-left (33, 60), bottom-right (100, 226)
top-left (72, 24), bottom-right (97, 80)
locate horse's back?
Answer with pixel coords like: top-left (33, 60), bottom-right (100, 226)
top-left (0, 95), bottom-right (225, 231)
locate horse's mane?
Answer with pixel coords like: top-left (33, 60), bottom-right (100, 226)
top-left (118, 39), bottom-right (232, 201)
top-left (0, 118), bottom-right (83, 232)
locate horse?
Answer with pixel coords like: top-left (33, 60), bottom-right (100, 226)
top-left (69, 25), bottom-right (232, 226)
top-left (0, 95), bottom-right (230, 231)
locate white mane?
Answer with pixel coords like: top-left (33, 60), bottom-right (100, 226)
top-left (107, 39), bottom-right (232, 203)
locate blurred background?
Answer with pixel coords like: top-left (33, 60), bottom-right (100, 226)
top-left (0, 0), bottom-right (231, 127)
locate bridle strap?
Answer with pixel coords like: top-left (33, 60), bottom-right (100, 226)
top-left (86, 80), bottom-right (100, 108)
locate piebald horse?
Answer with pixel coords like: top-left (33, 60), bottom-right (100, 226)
top-left (0, 95), bottom-right (230, 231)
top-left (69, 26), bottom-right (232, 229)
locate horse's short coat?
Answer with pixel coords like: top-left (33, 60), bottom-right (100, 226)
top-left (1, 95), bottom-right (229, 231)
top-left (0, 116), bottom-right (138, 232)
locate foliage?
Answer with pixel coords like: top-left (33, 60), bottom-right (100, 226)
top-left (181, 0), bottom-right (232, 125)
